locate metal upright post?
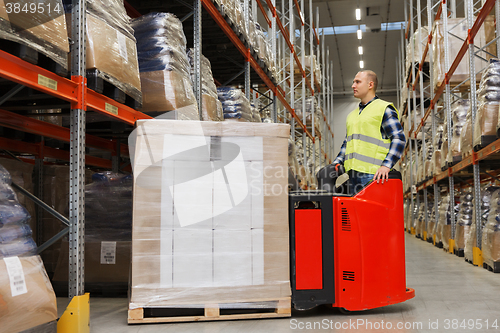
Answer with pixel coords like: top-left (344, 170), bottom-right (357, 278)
top-left (309, 0), bottom-right (315, 172)
top-left (442, 0), bottom-right (455, 248)
top-left (322, 34), bottom-right (327, 163)
top-left (497, 0), bottom-right (500, 58)
top-left (289, 0), bottom-right (295, 142)
top-left (467, 0), bottom-right (482, 261)
top-left (69, 0), bottom-right (87, 298)
top-left (300, 0), bottom-right (307, 184)
top-left (417, 0), bottom-right (428, 238)
top-left (244, 0), bottom-right (251, 101)
top-left (428, 0), bottom-right (439, 241)
top-left (194, 0), bottom-right (203, 120)
top-left (35, 157), bottom-right (43, 246)
top-left (271, 0), bottom-right (278, 123)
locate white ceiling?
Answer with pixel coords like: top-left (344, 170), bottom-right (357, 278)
top-left (306, 0), bottom-right (406, 94)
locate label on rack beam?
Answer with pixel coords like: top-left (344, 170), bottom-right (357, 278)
top-left (4, 256), bottom-right (28, 297)
top-left (38, 74), bottom-right (57, 90)
top-left (105, 103), bottom-right (118, 115)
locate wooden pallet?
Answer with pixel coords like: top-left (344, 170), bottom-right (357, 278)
top-left (128, 297), bottom-right (291, 324)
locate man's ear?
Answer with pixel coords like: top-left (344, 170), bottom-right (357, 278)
top-left (368, 81), bottom-right (374, 90)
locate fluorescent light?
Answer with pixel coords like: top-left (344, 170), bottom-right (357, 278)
top-left (358, 46), bottom-right (363, 55)
top-left (360, 60), bottom-right (364, 68)
top-left (357, 29), bottom-right (362, 39)
top-left (355, 8), bottom-right (361, 20)
top-left (319, 21), bottom-right (406, 36)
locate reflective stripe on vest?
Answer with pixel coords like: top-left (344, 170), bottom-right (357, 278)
top-left (346, 134), bottom-right (391, 150)
top-left (346, 153), bottom-right (385, 166)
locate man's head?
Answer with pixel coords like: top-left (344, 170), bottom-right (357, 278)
top-left (352, 70), bottom-right (378, 103)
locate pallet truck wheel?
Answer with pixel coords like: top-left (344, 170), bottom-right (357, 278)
top-left (338, 307), bottom-right (351, 314)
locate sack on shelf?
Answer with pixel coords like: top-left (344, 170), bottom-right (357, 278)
top-left (218, 86), bottom-right (253, 122)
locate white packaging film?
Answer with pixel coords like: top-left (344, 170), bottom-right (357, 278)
top-left (3, 256), bottom-right (28, 297)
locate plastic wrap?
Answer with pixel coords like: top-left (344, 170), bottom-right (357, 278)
top-left (129, 119), bottom-right (291, 309)
top-left (447, 99), bottom-right (469, 164)
top-left (427, 201), bottom-right (439, 242)
top-left (436, 192), bottom-right (459, 250)
top-left (454, 190), bottom-right (473, 252)
top-left (0, 0), bottom-right (69, 68)
top-left (132, 13), bottom-right (198, 118)
top-left (484, 15), bottom-right (497, 60)
top-left (465, 186), bottom-right (499, 262)
top-left (65, 3), bottom-right (142, 102)
top-left (218, 87), bottom-right (253, 122)
top-left (187, 49), bottom-right (222, 122)
top-left (460, 113), bottom-right (473, 159)
top-left (0, 255), bottom-right (57, 332)
top-left (472, 60), bottom-right (500, 147)
top-left (482, 188), bottom-right (500, 267)
top-left (406, 27), bottom-right (429, 73)
top-left (415, 202), bottom-right (426, 238)
top-left (432, 18), bottom-right (487, 91)
top-left (432, 149), bottom-right (442, 176)
top-left (0, 162), bottom-right (36, 259)
top-left (52, 172), bottom-right (132, 286)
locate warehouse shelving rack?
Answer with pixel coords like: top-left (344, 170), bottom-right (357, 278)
top-left (399, 0), bottom-right (500, 268)
top-left (0, 0), bottom-right (335, 296)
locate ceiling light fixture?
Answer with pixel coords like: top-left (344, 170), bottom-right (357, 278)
top-left (356, 8), bottom-right (361, 20)
top-left (357, 29), bottom-right (362, 39)
top-left (360, 60), bottom-right (364, 68)
top-left (358, 46), bottom-right (363, 55)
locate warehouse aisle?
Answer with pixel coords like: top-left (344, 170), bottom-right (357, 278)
top-left (57, 234), bottom-right (500, 333)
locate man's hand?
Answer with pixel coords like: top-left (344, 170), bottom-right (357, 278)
top-left (374, 166), bottom-right (391, 184)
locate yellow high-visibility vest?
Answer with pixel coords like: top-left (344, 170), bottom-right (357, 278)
top-left (344, 99), bottom-right (399, 174)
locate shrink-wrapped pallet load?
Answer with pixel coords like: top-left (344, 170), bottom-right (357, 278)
top-left (128, 120), bottom-right (291, 322)
top-left (465, 185), bottom-right (499, 262)
top-left (0, 164), bottom-right (57, 332)
top-left (454, 190), bottom-right (473, 255)
top-left (66, 0), bottom-right (142, 102)
top-left (0, 0), bottom-right (69, 70)
top-left (447, 99), bottom-right (469, 165)
top-left (218, 87), bottom-right (253, 122)
top-left (432, 17), bottom-right (487, 91)
top-left (482, 187), bottom-right (500, 271)
top-left (474, 59), bottom-right (500, 148)
top-left (132, 13), bottom-right (198, 119)
top-left (187, 49), bottom-right (223, 122)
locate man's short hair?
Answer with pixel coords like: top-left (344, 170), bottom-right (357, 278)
top-left (359, 70), bottom-right (378, 92)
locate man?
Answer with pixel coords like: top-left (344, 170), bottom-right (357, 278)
top-left (332, 70), bottom-right (406, 194)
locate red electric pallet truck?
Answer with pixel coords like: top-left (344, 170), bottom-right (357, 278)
top-left (289, 165), bottom-right (415, 311)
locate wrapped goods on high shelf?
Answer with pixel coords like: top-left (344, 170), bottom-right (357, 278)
top-left (53, 172), bottom-right (132, 294)
top-left (482, 186), bottom-right (500, 271)
top-left (485, 16), bottom-right (497, 60)
top-left (445, 99), bottom-right (469, 166)
top-left (436, 191), bottom-right (460, 250)
top-left (405, 27), bottom-right (429, 77)
top-left (431, 124), bottom-right (445, 176)
top-left (454, 189), bottom-right (473, 254)
top-left (0, 164), bottom-right (58, 333)
top-left (432, 17), bottom-right (488, 91)
top-left (251, 103), bottom-right (262, 123)
top-left (187, 49), bottom-right (223, 122)
top-left (474, 59), bottom-right (500, 148)
top-left (427, 201), bottom-right (440, 242)
top-left (129, 120), bottom-right (291, 313)
top-left (460, 110), bottom-right (473, 159)
top-left (287, 139), bottom-right (300, 191)
top-left (65, 0), bottom-right (142, 103)
top-left (294, 97), bottom-right (321, 129)
top-left (217, 87), bottom-right (253, 122)
top-left (0, 0), bottom-right (69, 70)
top-left (464, 185), bottom-right (499, 262)
top-left (132, 12), bottom-right (199, 119)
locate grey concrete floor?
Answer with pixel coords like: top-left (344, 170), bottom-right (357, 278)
top-left (57, 234), bottom-right (500, 332)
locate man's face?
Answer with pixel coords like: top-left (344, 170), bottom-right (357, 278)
top-left (352, 72), bottom-right (372, 99)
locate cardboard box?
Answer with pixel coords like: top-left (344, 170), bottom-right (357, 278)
top-left (52, 240), bottom-right (131, 283)
top-left (0, 255), bottom-right (57, 333)
top-left (140, 70), bottom-right (197, 113)
top-left (66, 13), bottom-right (141, 96)
top-left (130, 120), bottom-right (290, 308)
